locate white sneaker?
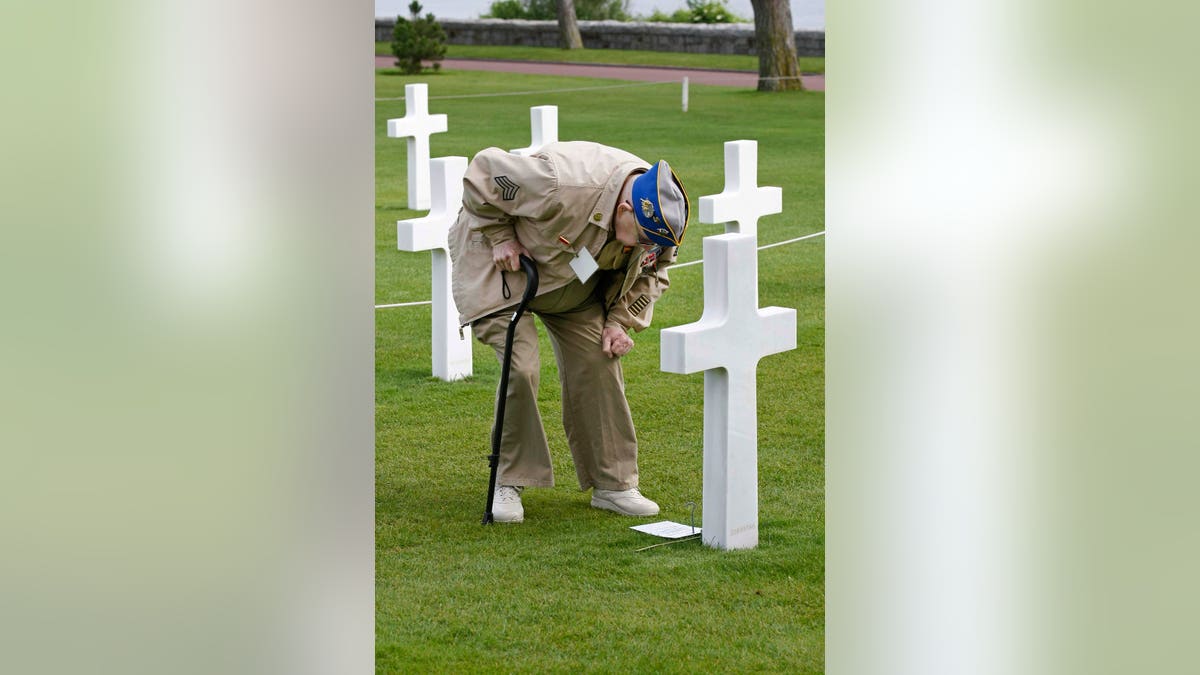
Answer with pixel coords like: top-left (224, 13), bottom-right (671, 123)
top-left (492, 485), bottom-right (524, 523)
top-left (591, 487), bottom-right (660, 516)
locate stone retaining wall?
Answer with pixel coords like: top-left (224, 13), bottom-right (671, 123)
top-left (375, 18), bottom-right (824, 57)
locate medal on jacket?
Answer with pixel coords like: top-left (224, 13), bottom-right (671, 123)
top-left (641, 248), bottom-right (658, 271)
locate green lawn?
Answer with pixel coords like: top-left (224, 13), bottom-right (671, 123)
top-left (376, 69), bottom-right (824, 672)
top-left (376, 42), bottom-right (826, 74)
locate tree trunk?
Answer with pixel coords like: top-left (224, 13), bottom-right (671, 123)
top-left (749, 0), bottom-right (803, 91)
top-left (557, 0), bottom-right (583, 50)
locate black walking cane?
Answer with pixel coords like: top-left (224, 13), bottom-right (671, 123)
top-left (482, 255), bottom-right (539, 525)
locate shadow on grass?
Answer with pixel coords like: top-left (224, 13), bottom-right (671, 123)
top-left (377, 68), bottom-right (447, 77)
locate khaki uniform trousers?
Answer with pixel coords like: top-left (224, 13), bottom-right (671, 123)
top-left (472, 277), bottom-right (639, 491)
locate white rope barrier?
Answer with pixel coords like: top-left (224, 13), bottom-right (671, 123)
top-left (375, 79), bottom-right (676, 102)
top-left (374, 230), bottom-right (824, 309)
top-left (669, 229), bottom-right (825, 269)
top-left (758, 229), bottom-right (826, 250)
top-left (375, 300), bottom-right (433, 309)
top-left (375, 71), bottom-right (816, 103)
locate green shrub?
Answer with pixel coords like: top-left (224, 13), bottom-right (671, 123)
top-left (485, 0), bottom-right (527, 19)
top-left (645, 8), bottom-right (694, 22)
top-left (577, 0), bottom-right (631, 20)
top-left (481, 0), bottom-right (744, 23)
top-left (484, 0), bottom-right (630, 21)
top-left (684, 0), bottom-right (744, 23)
top-left (643, 0), bottom-right (745, 23)
top-left (522, 0), bottom-right (556, 19)
top-left (391, 1), bottom-right (448, 74)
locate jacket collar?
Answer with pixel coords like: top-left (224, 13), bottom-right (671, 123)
top-left (591, 162), bottom-right (649, 234)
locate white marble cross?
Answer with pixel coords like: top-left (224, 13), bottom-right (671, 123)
top-left (397, 156), bottom-right (472, 381)
top-left (699, 140), bottom-right (782, 236)
top-left (387, 83), bottom-right (448, 211)
top-left (510, 105), bottom-right (558, 156)
top-left (660, 233), bottom-right (796, 550)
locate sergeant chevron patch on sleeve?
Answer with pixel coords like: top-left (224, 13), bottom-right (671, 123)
top-left (629, 294), bottom-right (650, 316)
top-left (494, 176), bottom-right (520, 201)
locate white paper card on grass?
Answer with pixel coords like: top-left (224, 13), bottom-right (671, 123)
top-left (631, 521), bottom-right (701, 539)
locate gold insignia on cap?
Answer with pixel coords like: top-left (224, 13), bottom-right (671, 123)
top-left (640, 198), bottom-right (656, 219)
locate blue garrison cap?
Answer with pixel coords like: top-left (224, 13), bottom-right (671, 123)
top-left (630, 160), bottom-right (689, 248)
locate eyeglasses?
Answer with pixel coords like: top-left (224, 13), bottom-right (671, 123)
top-left (636, 230), bottom-right (661, 254)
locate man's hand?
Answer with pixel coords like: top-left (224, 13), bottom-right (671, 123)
top-left (601, 326), bottom-right (634, 358)
top-left (492, 240), bottom-right (532, 272)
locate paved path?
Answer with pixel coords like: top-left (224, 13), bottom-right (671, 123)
top-left (375, 55), bottom-right (824, 91)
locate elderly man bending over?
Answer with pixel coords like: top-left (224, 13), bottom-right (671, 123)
top-left (447, 141), bottom-right (690, 524)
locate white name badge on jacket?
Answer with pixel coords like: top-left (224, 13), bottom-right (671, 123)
top-left (569, 247), bottom-right (599, 283)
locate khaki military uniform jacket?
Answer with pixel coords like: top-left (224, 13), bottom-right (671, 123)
top-left (448, 141), bottom-right (678, 333)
